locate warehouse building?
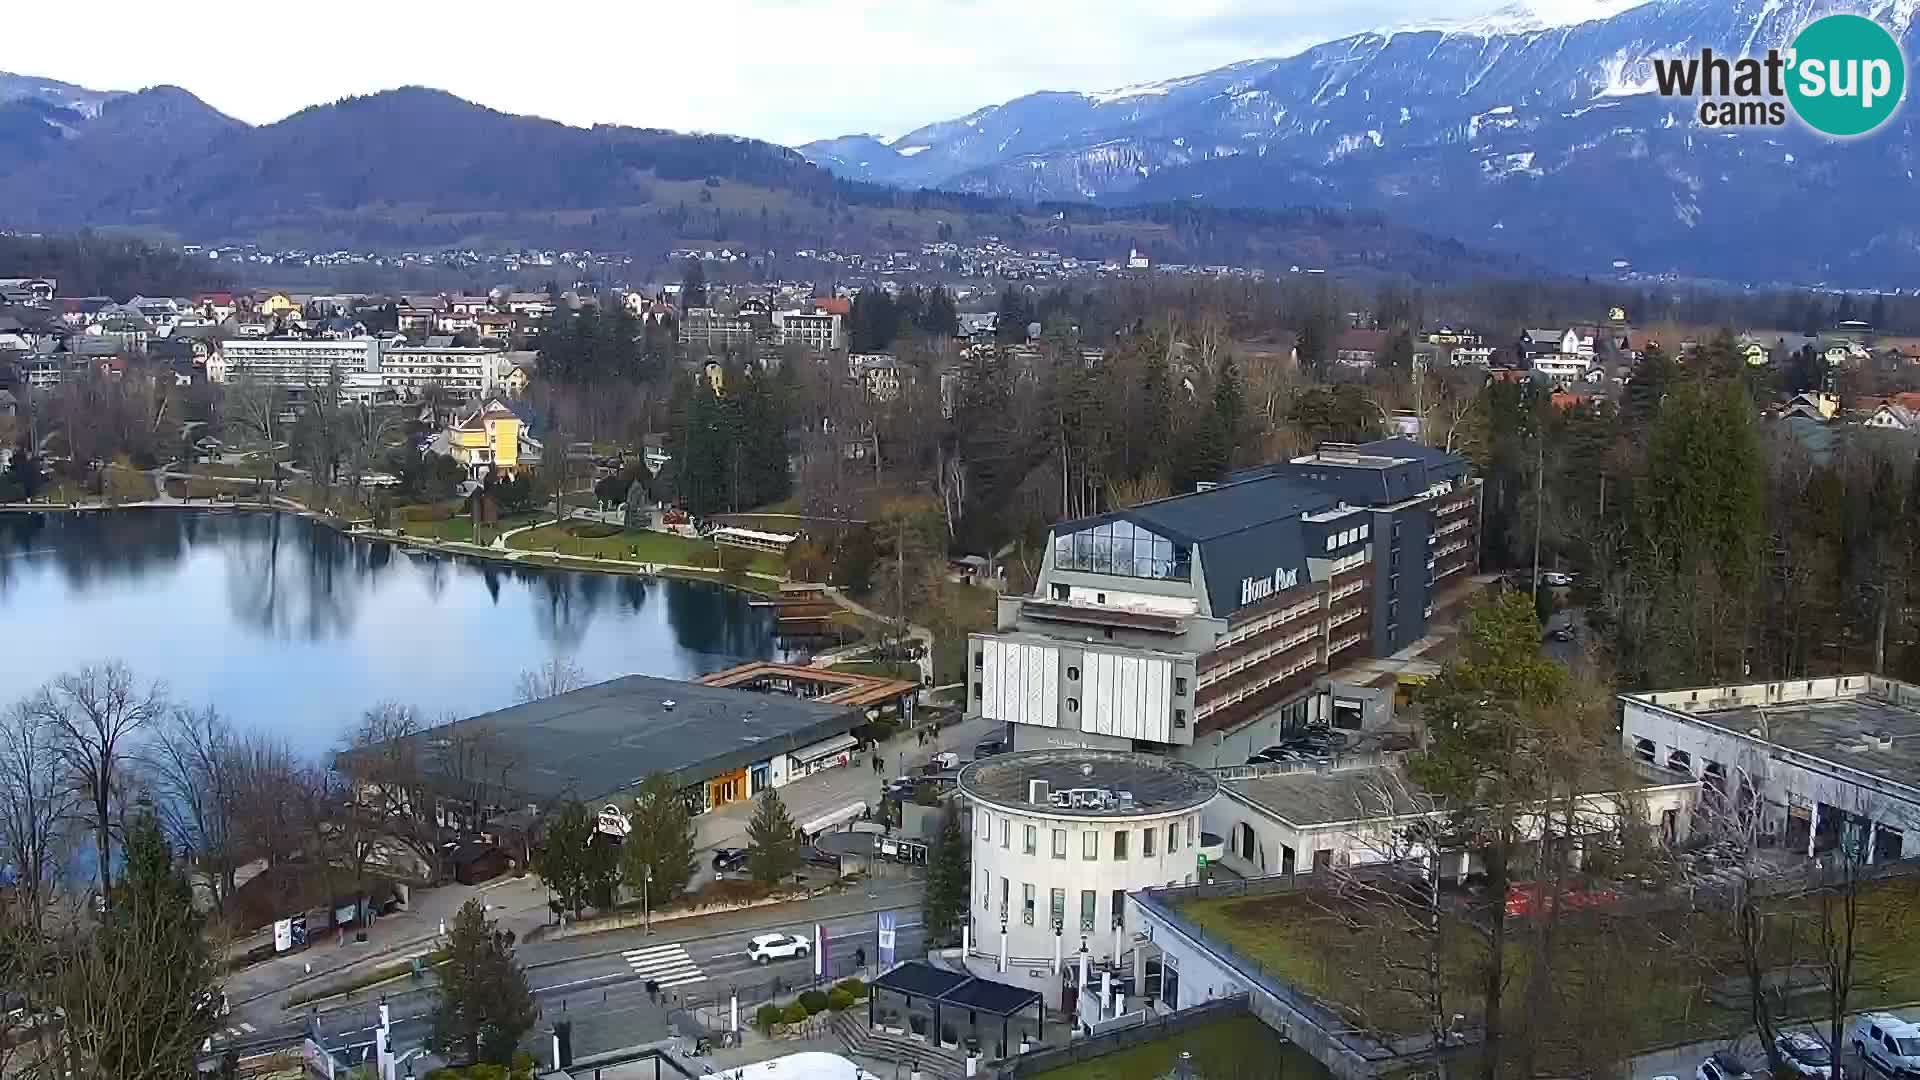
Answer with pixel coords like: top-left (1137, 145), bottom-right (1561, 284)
top-left (967, 438), bottom-right (1480, 758)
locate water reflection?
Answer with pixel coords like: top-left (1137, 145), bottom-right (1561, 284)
top-left (0, 510), bottom-right (793, 756)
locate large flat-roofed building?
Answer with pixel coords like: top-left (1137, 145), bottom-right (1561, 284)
top-left (968, 438), bottom-right (1480, 758)
top-left (1621, 676), bottom-right (1920, 862)
top-left (216, 337), bottom-right (381, 386)
top-left (959, 748), bottom-right (1217, 965)
top-left (217, 336), bottom-right (506, 400)
top-left (346, 674), bottom-right (867, 818)
top-left (376, 340), bottom-right (506, 398)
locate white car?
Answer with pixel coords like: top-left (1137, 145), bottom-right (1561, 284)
top-left (1542, 571), bottom-right (1575, 587)
top-left (746, 932), bottom-right (811, 965)
top-left (1774, 1031), bottom-right (1835, 1078)
top-left (1853, 1012), bottom-right (1920, 1078)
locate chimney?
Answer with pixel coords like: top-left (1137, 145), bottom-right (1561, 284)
top-left (1029, 779), bottom-right (1051, 805)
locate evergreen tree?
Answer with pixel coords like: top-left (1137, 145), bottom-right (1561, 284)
top-left (532, 801), bottom-right (619, 917)
top-left (622, 773), bottom-right (697, 906)
top-left (430, 898), bottom-right (537, 1067)
top-left (922, 801), bottom-right (969, 945)
top-left (53, 810), bottom-right (217, 1080)
top-left (681, 259), bottom-right (709, 308)
top-left (745, 788), bottom-right (800, 884)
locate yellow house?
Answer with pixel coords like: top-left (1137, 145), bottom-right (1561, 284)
top-left (447, 398), bottom-right (529, 481)
top-left (259, 293), bottom-right (297, 317)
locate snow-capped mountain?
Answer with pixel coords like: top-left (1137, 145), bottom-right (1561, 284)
top-left (798, 0), bottom-right (1920, 284)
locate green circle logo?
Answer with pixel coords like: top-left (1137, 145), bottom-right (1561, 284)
top-left (1787, 14), bottom-right (1906, 137)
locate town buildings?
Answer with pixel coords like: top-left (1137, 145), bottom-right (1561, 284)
top-left (443, 397), bottom-right (537, 481)
top-left (774, 311), bottom-right (844, 353)
top-left (213, 336), bottom-right (508, 401)
top-left (959, 748), bottom-right (1217, 966)
top-left (968, 438), bottom-right (1480, 763)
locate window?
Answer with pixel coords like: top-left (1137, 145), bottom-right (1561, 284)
top-left (1052, 829), bottom-right (1068, 859)
top-left (1325, 535), bottom-right (1336, 552)
top-left (1114, 830), bottom-right (1129, 860)
top-left (1022, 883), bottom-right (1036, 925)
top-left (1633, 737), bottom-right (1656, 763)
top-left (1000, 877), bottom-right (1009, 918)
top-left (1067, 698), bottom-right (1080, 713)
top-left (1080, 890), bottom-right (1097, 932)
top-left (1024, 824), bottom-right (1037, 855)
top-left (1001, 817), bottom-right (1010, 848)
top-left (972, 681), bottom-right (982, 700)
top-left (1083, 832), bottom-right (1098, 860)
top-left (1143, 829), bottom-right (1156, 857)
top-left (973, 650), bottom-right (983, 670)
top-left (1112, 889), bottom-right (1126, 929)
top-left (982, 869), bottom-right (990, 910)
top-left (1066, 666), bottom-right (1080, 681)
top-left (979, 811), bottom-right (991, 839)
top-left (1174, 709), bottom-right (1187, 729)
top-left (1050, 888), bottom-right (1066, 931)
top-left (1174, 677), bottom-right (1188, 696)
top-left (1051, 583), bottom-right (1070, 601)
top-left (1104, 627), bottom-right (1114, 639)
top-left (1168, 823), bottom-right (1179, 852)
top-left (1187, 817), bottom-right (1196, 845)
top-left (1096, 592), bottom-right (1107, 604)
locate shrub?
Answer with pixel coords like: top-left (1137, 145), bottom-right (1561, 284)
top-left (755, 1004), bottom-right (783, 1032)
top-left (827, 988), bottom-right (854, 1012)
top-left (798, 989), bottom-right (829, 1015)
top-left (511, 1051), bottom-right (536, 1080)
top-left (833, 977), bottom-right (868, 1000)
top-left (781, 1001), bottom-right (809, 1024)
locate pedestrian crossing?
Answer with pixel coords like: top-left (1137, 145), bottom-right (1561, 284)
top-left (622, 942), bottom-right (706, 989)
top-left (210, 1022), bottom-right (257, 1043)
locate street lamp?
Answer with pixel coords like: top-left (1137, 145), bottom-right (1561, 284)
top-left (644, 866), bottom-right (654, 936)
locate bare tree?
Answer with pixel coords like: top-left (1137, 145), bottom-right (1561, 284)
top-left (28, 664), bottom-right (167, 900)
top-left (341, 703), bottom-right (439, 880)
top-left (514, 658), bottom-right (586, 703)
top-left (0, 701), bottom-right (78, 933)
top-left (148, 706), bottom-right (241, 914)
top-left (219, 374), bottom-right (285, 447)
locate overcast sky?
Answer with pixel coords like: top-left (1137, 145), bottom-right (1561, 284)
top-left (7, 0), bottom-right (1644, 146)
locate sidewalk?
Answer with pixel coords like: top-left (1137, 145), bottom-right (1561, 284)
top-left (226, 874), bottom-right (552, 1010)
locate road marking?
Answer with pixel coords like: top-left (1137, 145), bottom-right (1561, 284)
top-left (622, 943), bottom-right (706, 988)
top-left (239, 1022), bottom-right (256, 1033)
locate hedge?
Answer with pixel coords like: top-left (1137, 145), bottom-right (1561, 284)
top-left (782, 1001), bottom-right (810, 1024)
top-left (755, 1004), bottom-right (784, 1032)
top-left (827, 988), bottom-right (854, 1012)
top-left (568, 522), bottom-right (621, 539)
top-left (799, 989), bottom-right (829, 1015)
top-left (833, 977), bottom-right (869, 1000)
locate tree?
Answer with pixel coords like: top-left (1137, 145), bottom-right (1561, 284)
top-left (514, 658), bottom-right (586, 703)
top-left (50, 809), bottom-right (217, 1080)
top-left (28, 663), bottom-right (168, 901)
top-left (220, 374), bottom-right (286, 447)
top-left (0, 701), bottom-right (76, 933)
top-left (430, 898), bottom-right (537, 1067)
top-left (622, 773), bottom-right (697, 906)
top-left (531, 801), bottom-right (617, 918)
top-left (922, 801), bottom-right (968, 945)
top-left (149, 705), bottom-right (243, 915)
top-left (745, 788), bottom-right (800, 885)
top-left (1408, 593), bottom-right (1565, 1080)
top-left (680, 260), bottom-right (709, 309)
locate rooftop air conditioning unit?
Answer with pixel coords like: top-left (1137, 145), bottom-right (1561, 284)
top-left (1029, 779), bottom-right (1051, 805)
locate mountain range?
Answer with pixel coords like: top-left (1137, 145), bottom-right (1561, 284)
top-left (800, 0), bottom-right (1920, 286)
top-left (0, 78), bottom-right (1515, 283)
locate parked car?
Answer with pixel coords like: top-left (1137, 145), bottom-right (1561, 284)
top-left (1853, 1012), bottom-right (1920, 1077)
top-left (712, 847), bottom-right (749, 873)
top-left (1542, 570), bottom-right (1576, 587)
top-left (974, 736), bottom-right (1007, 759)
top-left (746, 932), bottom-right (812, 964)
top-left (799, 844), bottom-right (840, 869)
top-left (1773, 1031), bottom-right (1836, 1078)
top-left (1545, 624), bottom-right (1576, 643)
top-left (1695, 1051), bottom-right (1755, 1080)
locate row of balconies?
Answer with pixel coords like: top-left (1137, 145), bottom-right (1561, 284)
top-left (1197, 624), bottom-right (1321, 689)
top-left (1329, 579), bottom-right (1366, 603)
top-left (1436, 498), bottom-right (1475, 518)
top-left (1435, 517), bottom-right (1473, 539)
top-left (1194, 651), bottom-right (1323, 719)
top-left (1216, 595), bottom-right (1323, 649)
top-left (1330, 632), bottom-right (1365, 655)
top-left (1328, 607), bottom-right (1365, 630)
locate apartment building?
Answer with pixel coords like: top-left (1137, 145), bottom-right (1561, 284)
top-left (214, 338), bottom-right (381, 387)
top-left (376, 340), bottom-right (506, 398)
top-left (968, 438), bottom-right (1480, 756)
top-left (215, 337), bottom-right (505, 400)
top-left (774, 310), bottom-right (844, 353)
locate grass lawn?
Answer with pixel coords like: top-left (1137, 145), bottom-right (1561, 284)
top-left (507, 523), bottom-right (784, 576)
top-left (828, 660), bottom-right (922, 682)
top-left (1032, 1014), bottom-right (1324, 1080)
top-left (1176, 877), bottom-right (1920, 1065)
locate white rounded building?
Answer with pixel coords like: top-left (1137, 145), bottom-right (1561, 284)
top-left (959, 748), bottom-right (1218, 966)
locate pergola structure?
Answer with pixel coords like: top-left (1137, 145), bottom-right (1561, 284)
top-left (868, 961), bottom-right (1045, 1060)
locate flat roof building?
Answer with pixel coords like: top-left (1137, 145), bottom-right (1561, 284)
top-left (968, 438), bottom-right (1480, 760)
top-left (347, 674), bottom-right (867, 817)
top-left (1621, 675), bottom-right (1920, 863)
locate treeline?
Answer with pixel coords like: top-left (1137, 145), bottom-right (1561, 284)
top-left (0, 231), bottom-right (229, 298)
top-left (661, 361), bottom-right (794, 517)
top-left (1479, 334), bottom-right (1920, 687)
top-left (847, 285), bottom-right (958, 352)
top-left (531, 304), bottom-right (675, 384)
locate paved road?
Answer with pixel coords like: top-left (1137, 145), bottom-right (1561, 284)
top-left (231, 905), bottom-right (928, 1065)
top-left (1628, 1007), bottom-right (1920, 1079)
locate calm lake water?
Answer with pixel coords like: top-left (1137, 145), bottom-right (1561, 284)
top-left (0, 510), bottom-right (791, 758)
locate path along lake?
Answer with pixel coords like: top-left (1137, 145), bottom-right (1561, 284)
top-left (0, 510), bottom-right (792, 757)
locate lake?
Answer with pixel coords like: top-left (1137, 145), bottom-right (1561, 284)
top-left (0, 510), bottom-right (793, 758)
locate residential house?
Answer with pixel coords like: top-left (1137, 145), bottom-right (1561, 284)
top-left (861, 356), bottom-right (905, 401)
top-left (1779, 392), bottom-right (1840, 421)
top-left (0, 278), bottom-right (56, 306)
top-left (258, 293), bottom-right (298, 318)
top-left (1863, 403), bottom-right (1920, 432)
top-left (445, 397), bottom-right (538, 481)
top-left (193, 292), bottom-right (238, 322)
top-left (501, 292), bottom-right (557, 319)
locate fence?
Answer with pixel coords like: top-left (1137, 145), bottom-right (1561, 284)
top-left (1001, 995), bottom-right (1251, 1080)
top-left (1208, 751), bottom-right (1398, 783)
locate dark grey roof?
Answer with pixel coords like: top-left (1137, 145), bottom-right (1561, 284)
top-left (1650, 689), bottom-right (1920, 795)
top-left (1227, 761), bottom-right (1698, 828)
top-left (959, 749), bottom-right (1217, 818)
top-left (350, 674), bottom-right (863, 804)
top-left (1053, 475), bottom-right (1333, 617)
top-left (870, 962), bottom-right (1042, 1017)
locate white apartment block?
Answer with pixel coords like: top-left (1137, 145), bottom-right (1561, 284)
top-left (214, 339), bottom-right (380, 387)
top-left (774, 311), bottom-right (844, 353)
top-left (215, 338), bottom-right (505, 400)
top-left (376, 344), bottom-right (506, 398)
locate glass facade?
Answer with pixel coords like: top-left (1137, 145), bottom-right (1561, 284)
top-left (1053, 519), bottom-right (1190, 580)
